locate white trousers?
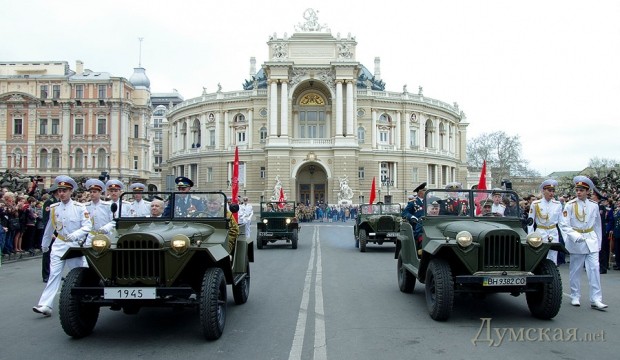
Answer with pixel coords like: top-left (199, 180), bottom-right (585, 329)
top-left (547, 249), bottom-right (558, 264)
top-left (37, 253), bottom-right (88, 309)
top-left (568, 252), bottom-right (603, 303)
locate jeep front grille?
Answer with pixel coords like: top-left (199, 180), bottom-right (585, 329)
top-left (267, 219), bottom-right (287, 231)
top-left (115, 237), bottom-right (163, 283)
top-left (377, 217), bottom-right (395, 232)
top-left (482, 234), bottom-right (520, 270)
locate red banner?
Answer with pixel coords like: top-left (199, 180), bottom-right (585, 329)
top-left (475, 160), bottom-right (487, 215)
top-left (369, 177), bottom-right (376, 205)
top-left (231, 146), bottom-right (239, 221)
top-left (278, 187), bottom-right (285, 209)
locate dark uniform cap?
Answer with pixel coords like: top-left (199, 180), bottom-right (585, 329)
top-left (47, 183), bottom-right (59, 194)
top-left (175, 176), bottom-right (194, 188)
top-left (413, 182), bottom-right (427, 193)
top-left (85, 178), bottom-right (106, 193)
top-left (480, 199), bottom-right (493, 207)
top-left (129, 182), bottom-right (146, 192)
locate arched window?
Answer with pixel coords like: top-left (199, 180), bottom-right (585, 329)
top-left (39, 149), bottom-right (48, 169)
top-left (51, 149), bottom-right (60, 170)
top-left (439, 123), bottom-right (446, 150)
top-left (234, 114), bottom-right (245, 122)
top-left (259, 126), bottom-right (268, 143)
top-left (75, 148), bottom-right (84, 170)
top-left (192, 118), bottom-right (201, 147)
top-left (357, 126), bottom-right (365, 144)
top-left (425, 119), bottom-right (434, 148)
top-left (181, 122), bottom-right (187, 149)
top-left (97, 148), bottom-right (107, 170)
top-left (14, 148), bottom-right (23, 168)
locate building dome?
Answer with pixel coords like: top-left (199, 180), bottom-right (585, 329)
top-left (129, 67), bottom-right (150, 89)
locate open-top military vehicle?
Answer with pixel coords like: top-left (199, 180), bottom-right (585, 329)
top-left (256, 201), bottom-right (299, 249)
top-left (354, 203), bottom-right (402, 252)
top-left (59, 191), bottom-right (253, 340)
top-left (396, 189), bottom-right (564, 321)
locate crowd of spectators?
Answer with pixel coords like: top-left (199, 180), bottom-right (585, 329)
top-left (0, 187), bottom-right (47, 261)
top-left (296, 203), bottom-right (358, 223)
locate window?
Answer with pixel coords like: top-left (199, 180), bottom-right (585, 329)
top-left (134, 124), bottom-right (139, 138)
top-left (97, 118), bottom-right (106, 135)
top-left (39, 149), bottom-right (48, 169)
top-left (428, 164), bottom-right (436, 185)
top-left (379, 131), bottom-right (389, 143)
top-left (190, 164), bottom-right (198, 184)
top-left (380, 162), bottom-right (394, 183)
top-left (40, 85), bottom-right (48, 99)
top-left (74, 118), bottom-right (84, 135)
top-left (98, 85), bottom-right (106, 98)
top-left (39, 119), bottom-right (48, 135)
top-left (51, 118), bottom-right (59, 135)
top-left (409, 129), bottom-right (417, 148)
top-left (13, 119), bottom-right (22, 135)
top-left (412, 167), bottom-right (419, 183)
top-left (298, 110), bottom-right (326, 138)
top-left (442, 165), bottom-right (449, 185)
top-left (75, 149), bottom-right (84, 170)
top-left (192, 119), bottom-right (201, 146)
top-left (52, 85), bottom-right (60, 99)
top-left (209, 129), bottom-right (215, 146)
top-left (358, 167), bottom-right (365, 179)
top-left (357, 126), bottom-right (365, 143)
top-left (154, 130), bottom-right (162, 141)
top-left (155, 143), bottom-right (162, 154)
top-left (207, 167), bottom-right (213, 182)
top-left (133, 156), bottom-right (138, 170)
top-left (425, 119), bottom-right (434, 148)
top-left (237, 131), bottom-right (246, 144)
top-left (75, 84), bottom-right (84, 99)
top-left (97, 149), bottom-right (107, 170)
top-left (260, 167), bottom-right (266, 179)
top-left (235, 114), bottom-right (245, 122)
top-left (439, 123), bottom-right (446, 150)
top-left (259, 127), bottom-right (267, 142)
top-left (51, 149), bottom-right (60, 170)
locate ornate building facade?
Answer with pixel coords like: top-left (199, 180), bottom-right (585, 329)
top-left (164, 12), bottom-right (469, 205)
top-left (0, 60), bottom-right (152, 188)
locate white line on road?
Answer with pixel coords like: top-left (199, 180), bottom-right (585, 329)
top-left (288, 226), bottom-right (327, 360)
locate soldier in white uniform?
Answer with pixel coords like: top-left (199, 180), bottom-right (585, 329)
top-left (84, 179), bottom-right (115, 241)
top-left (129, 182), bottom-right (150, 217)
top-left (33, 176), bottom-right (92, 317)
top-left (105, 179), bottom-right (131, 218)
top-left (528, 179), bottom-right (563, 264)
top-left (559, 175), bottom-right (607, 310)
top-left (491, 189), bottom-right (506, 216)
top-left (238, 196), bottom-right (254, 239)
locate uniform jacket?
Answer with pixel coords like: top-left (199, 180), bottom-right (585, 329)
top-left (527, 198), bottom-right (563, 241)
top-left (559, 198), bottom-right (602, 254)
top-left (130, 199), bottom-right (151, 217)
top-left (41, 200), bottom-right (92, 257)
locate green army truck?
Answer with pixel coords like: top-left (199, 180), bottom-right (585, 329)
top-left (354, 203), bottom-right (402, 252)
top-left (256, 201), bottom-right (300, 249)
top-left (59, 192), bottom-right (252, 340)
top-left (396, 189), bottom-right (565, 321)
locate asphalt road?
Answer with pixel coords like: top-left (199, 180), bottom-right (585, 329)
top-left (1, 222), bottom-right (619, 360)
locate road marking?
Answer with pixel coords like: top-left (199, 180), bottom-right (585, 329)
top-left (289, 226), bottom-right (327, 360)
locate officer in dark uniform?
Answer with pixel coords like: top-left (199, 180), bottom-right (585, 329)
top-left (41, 183), bottom-right (59, 283)
top-left (403, 182), bottom-right (427, 225)
top-left (163, 177), bottom-right (205, 217)
top-left (439, 182), bottom-right (468, 215)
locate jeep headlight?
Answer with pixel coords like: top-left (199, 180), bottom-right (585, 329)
top-left (171, 234), bottom-right (190, 254)
top-left (527, 232), bottom-right (543, 248)
top-left (456, 231), bottom-right (473, 248)
top-left (263, 219), bottom-right (268, 224)
top-left (286, 218), bottom-right (292, 224)
top-left (91, 234), bottom-right (111, 253)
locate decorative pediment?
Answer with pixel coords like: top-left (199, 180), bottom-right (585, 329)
top-left (299, 92), bottom-right (325, 106)
top-left (0, 92), bottom-right (39, 103)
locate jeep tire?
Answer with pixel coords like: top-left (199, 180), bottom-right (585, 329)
top-left (526, 259), bottom-right (562, 319)
top-left (359, 229), bottom-right (367, 252)
top-left (291, 229), bottom-right (299, 249)
top-left (200, 268), bottom-right (227, 340)
top-left (59, 267), bottom-right (101, 338)
top-left (425, 258), bottom-right (454, 321)
top-left (232, 256), bottom-right (251, 305)
top-left (398, 252), bottom-right (416, 293)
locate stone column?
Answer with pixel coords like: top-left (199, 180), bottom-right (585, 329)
top-left (247, 109), bottom-right (253, 146)
top-left (280, 80), bottom-right (288, 136)
top-left (336, 80), bottom-right (343, 137)
top-left (269, 80), bottom-right (278, 136)
top-left (224, 111), bottom-right (229, 149)
top-left (346, 80), bottom-right (354, 136)
top-left (371, 109), bottom-right (377, 149)
top-left (395, 111), bottom-right (401, 150)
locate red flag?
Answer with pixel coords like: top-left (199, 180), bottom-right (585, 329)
top-left (369, 177), bottom-right (376, 205)
top-left (475, 160), bottom-right (487, 215)
top-left (278, 187), bottom-right (285, 209)
top-left (231, 146), bottom-right (239, 221)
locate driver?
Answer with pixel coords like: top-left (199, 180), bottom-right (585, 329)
top-left (205, 193), bottom-right (239, 254)
top-left (479, 199), bottom-right (493, 216)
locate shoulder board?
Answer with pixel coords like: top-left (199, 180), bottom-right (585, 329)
top-left (499, 204), bottom-right (506, 208)
top-left (83, 201), bottom-right (92, 206)
top-left (50, 202), bottom-right (61, 208)
top-left (531, 199), bottom-right (541, 204)
top-left (100, 200), bottom-right (111, 204)
top-left (566, 199), bottom-right (577, 204)
top-left (73, 202), bottom-right (86, 207)
top-left (587, 199), bottom-right (598, 204)
top-left (551, 199), bottom-right (560, 204)
top-left (122, 200), bottom-right (131, 204)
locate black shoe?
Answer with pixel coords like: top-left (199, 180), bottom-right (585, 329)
top-left (42, 279), bottom-right (48, 283)
top-left (600, 269), bottom-right (607, 274)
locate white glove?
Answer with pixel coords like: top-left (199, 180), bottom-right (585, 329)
top-left (65, 232), bottom-right (77, 242)
top-left (575, 237), bottom-right (585, 243)
top-left (98, 228), bottom-right (109, 234)
top-left (42, 246), bottom-right (49, 253)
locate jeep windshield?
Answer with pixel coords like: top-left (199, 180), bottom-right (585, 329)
top-left (424, 189), bottom-right (521, 219)
top-left (360, 203), bottom-right (402, 215)
top-left (117, 191), bottom-right (228, 219)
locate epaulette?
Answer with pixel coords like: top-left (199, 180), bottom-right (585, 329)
top-left (566, 198), bottom-right (577, 204)
top-left (498, 203), bottom-right (506, 208)
top-left (550, 199), bottom-right (560, 204)
top-left (587, 199), bottom-right (598, 204)
top-left (73, 202), bottom-right (86, 208)
top-left (531, 199), bottom-right (541, 204)
top-left (82, 201), bottom-right (92, 206)
top-left (50, 202), bottom-right (61, 208)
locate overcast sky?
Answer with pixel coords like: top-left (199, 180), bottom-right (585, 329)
top-left (2, 0), bottom-right (619, 176)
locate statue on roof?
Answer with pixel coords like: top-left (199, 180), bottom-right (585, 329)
top-left (295, 8), bottom-right (329, 32)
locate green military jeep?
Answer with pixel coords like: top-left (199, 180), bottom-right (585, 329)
top-left (59, 192), bottom-right (252, 340)
top-left (354, 203), bottom-right (402, 252)
top-left (256, 201), bottom-right (300, 249)
top-left (396, 189), bottom-right (564, 321)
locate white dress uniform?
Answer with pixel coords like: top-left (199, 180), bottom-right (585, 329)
top-left (111, 199), bottom-right (132, 218)
top-left (239, 202), bottom-right (254, 239)
top-left (559, 194), bottom-right (604, 307)
top-left (37, 199), bottom-right (92, 310)
top-left (491, 202), bottom-right (505, 216)
top-left (130, 199), bottom-right (151, 217)
top-left (528, 198), bottom-right (563, 264)
top-left (84, 199), bottom-right (115, 242)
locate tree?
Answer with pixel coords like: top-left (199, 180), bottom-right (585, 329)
top-left (467, 131), bottom-right (539, 187)
top-left (585, 157), bottom-right (620, 193)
